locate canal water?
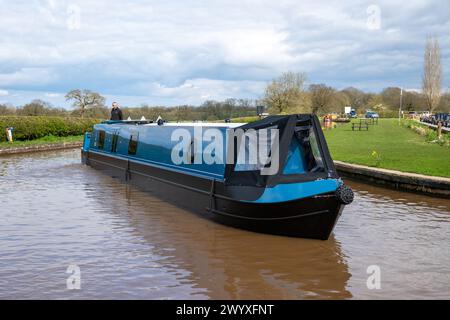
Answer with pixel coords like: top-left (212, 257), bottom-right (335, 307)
top-left (0, 149), bottom-right (449, 299)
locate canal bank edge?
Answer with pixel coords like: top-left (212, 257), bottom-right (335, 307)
top-left (335, 160), bottom-right (450, 198)
top-left (0, 142), bottom-right (448, 198)
top-left (0, 141), bottom-right (82, 156)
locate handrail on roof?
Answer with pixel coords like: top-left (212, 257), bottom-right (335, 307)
top-left (101, 120), bottom-right (154, 125)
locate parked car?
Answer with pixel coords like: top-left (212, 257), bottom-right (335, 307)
top-left (365, 111), bottom-right (379, 118)
top-left (435, 113), bottom-right (450, 128)
top-left (349, 110), bottom-right (357, 118)
top-left (421, 115), bottom-right (432, 124)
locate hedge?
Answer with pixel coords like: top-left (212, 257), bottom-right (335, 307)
top-left (0, 116), bottom-right (100, 142)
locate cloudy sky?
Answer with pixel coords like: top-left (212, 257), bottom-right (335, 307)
top-left (0, 0), bottom-right (449, 108)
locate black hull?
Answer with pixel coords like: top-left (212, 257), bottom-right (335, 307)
top-left (82, 150), bottom-right (344, 240)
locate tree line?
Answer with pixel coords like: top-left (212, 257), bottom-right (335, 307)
top-left (1, 84), bottom-right (448, 121)
top-left (263, 72), bottom-right (450, 117)
top-left (0, 97), bottom-right (258, 121)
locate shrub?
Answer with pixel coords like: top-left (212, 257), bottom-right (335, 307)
top-left (402, 119), bottom-right (449, 147)
top-left (371, 150), bottom-right (382, 167)
top-left (0, 116), bottom-right (100, 142)
top-left (230, 116), bottom-right (260, 123)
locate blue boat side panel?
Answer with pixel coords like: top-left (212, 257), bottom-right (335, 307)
top-left (82, 132), bottom-right (91, 151)
top-left (91, 124), bottom-right (227, 179)
top-left (251, 179), bottom-right (341, 203)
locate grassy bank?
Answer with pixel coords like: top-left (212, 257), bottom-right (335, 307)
top-left (0, 135), bottom-right (83, 149)
top-left (229, 116), bottom-right (261, 123)
top-left (324, 118), bottom-right (450, 178)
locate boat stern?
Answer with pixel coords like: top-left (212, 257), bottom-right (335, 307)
top-left (81, 132), bottom-right (91, 164)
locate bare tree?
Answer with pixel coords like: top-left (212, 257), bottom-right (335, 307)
top-left (309, 84), bottom-right (335, 114)
top-left (174, 105), bottom-right (193, 121)
top-left (340, 87), bottom-right (368, 113)
top-left (381, 87), bottom-right (424, 111)
top-left (65, 89), bottom-right (106, 118)
top-left (331, 91), bottom-right (351, 113)
top-left (367, 94), bottom-right (386, 114)
top-left (18, 99), bottom-right (52, 116)
top-left (0, 104), bottom-right (10, 115)
top-left (422, 37), bottom-right (442, 113)
top-left (263, 71), bottom-right (308, 114)
top-left (0, 103), bottom-right (16, 115)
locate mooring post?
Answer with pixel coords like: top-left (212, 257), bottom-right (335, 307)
top-left (437, 121), bottom-right (442, 140)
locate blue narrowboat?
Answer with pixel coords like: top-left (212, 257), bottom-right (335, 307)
top-left (81, 114), bottom-right (353, 240)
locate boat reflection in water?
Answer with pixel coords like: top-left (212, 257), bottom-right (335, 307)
top-left (84, 172), bottom-right (352, 299)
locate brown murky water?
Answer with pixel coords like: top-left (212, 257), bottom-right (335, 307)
top-left (0, 149), bottom-right (449, 299)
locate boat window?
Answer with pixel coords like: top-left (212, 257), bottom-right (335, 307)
top-left (306, 127), bottom-right (324, 172)
top-left (128, 133), bottom-right (138, 155)
top-left (225, 115), bottom-right (333, 187)
top-left (286, 124), bottom-right (324, 174)
top-left (234, 126), bottom-right (277, 172)
top-left (98, 130), bottom-right (105, 150)
top-left (111, 131), bottom-right (119, 153)
top-left (234, 133), bottom-right (259, 172)
top-left (282, 138), bottom-right (306, 174)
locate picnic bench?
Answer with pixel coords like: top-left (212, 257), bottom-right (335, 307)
top-left (367, 117), bottom-right (378, 125)
top-left (351, 122), bottom-right (369, 131)
top-left (359, 117), bottom-right (378, 125)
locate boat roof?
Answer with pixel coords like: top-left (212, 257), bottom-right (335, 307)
top-left (101, 120), bottom-right (246, 128)
top-left (143, 122), bottom-right (245, 128)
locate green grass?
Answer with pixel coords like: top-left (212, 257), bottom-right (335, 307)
top-left (324, 118), bottom-right (450, 178)
top-left (0, 135), bottom-right (83, 149)
top-left (230, 116), bottom-right (261, 123)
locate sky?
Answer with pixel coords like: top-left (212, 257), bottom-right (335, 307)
top-left (0, 0), bottom-right (449, 108)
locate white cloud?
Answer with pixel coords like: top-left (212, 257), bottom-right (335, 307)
top-left (0, 68), bottom-right (57, 87)
top-left (0, 0), bottom-right (448, 106)
top-left (0, 89), bottom-right (9, 96)
top-left (45, 92), bottom-right (61, 98)
top-left (129, 78), bottom-right (266, 105)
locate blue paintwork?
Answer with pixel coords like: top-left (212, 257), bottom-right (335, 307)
top-left (86, 123), bottom-right (228, 179)
top-left (249, 179), bottom-right (342, 203)
top-left (84, 122), bottom-right (340, 203)
top-left (282, 138), bottom-right (306, 174)
top-left (82, 132), bottom-right (91, 152)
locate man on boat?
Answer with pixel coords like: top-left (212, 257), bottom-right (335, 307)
top-left (110, 102), bottom-right (123, 121)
